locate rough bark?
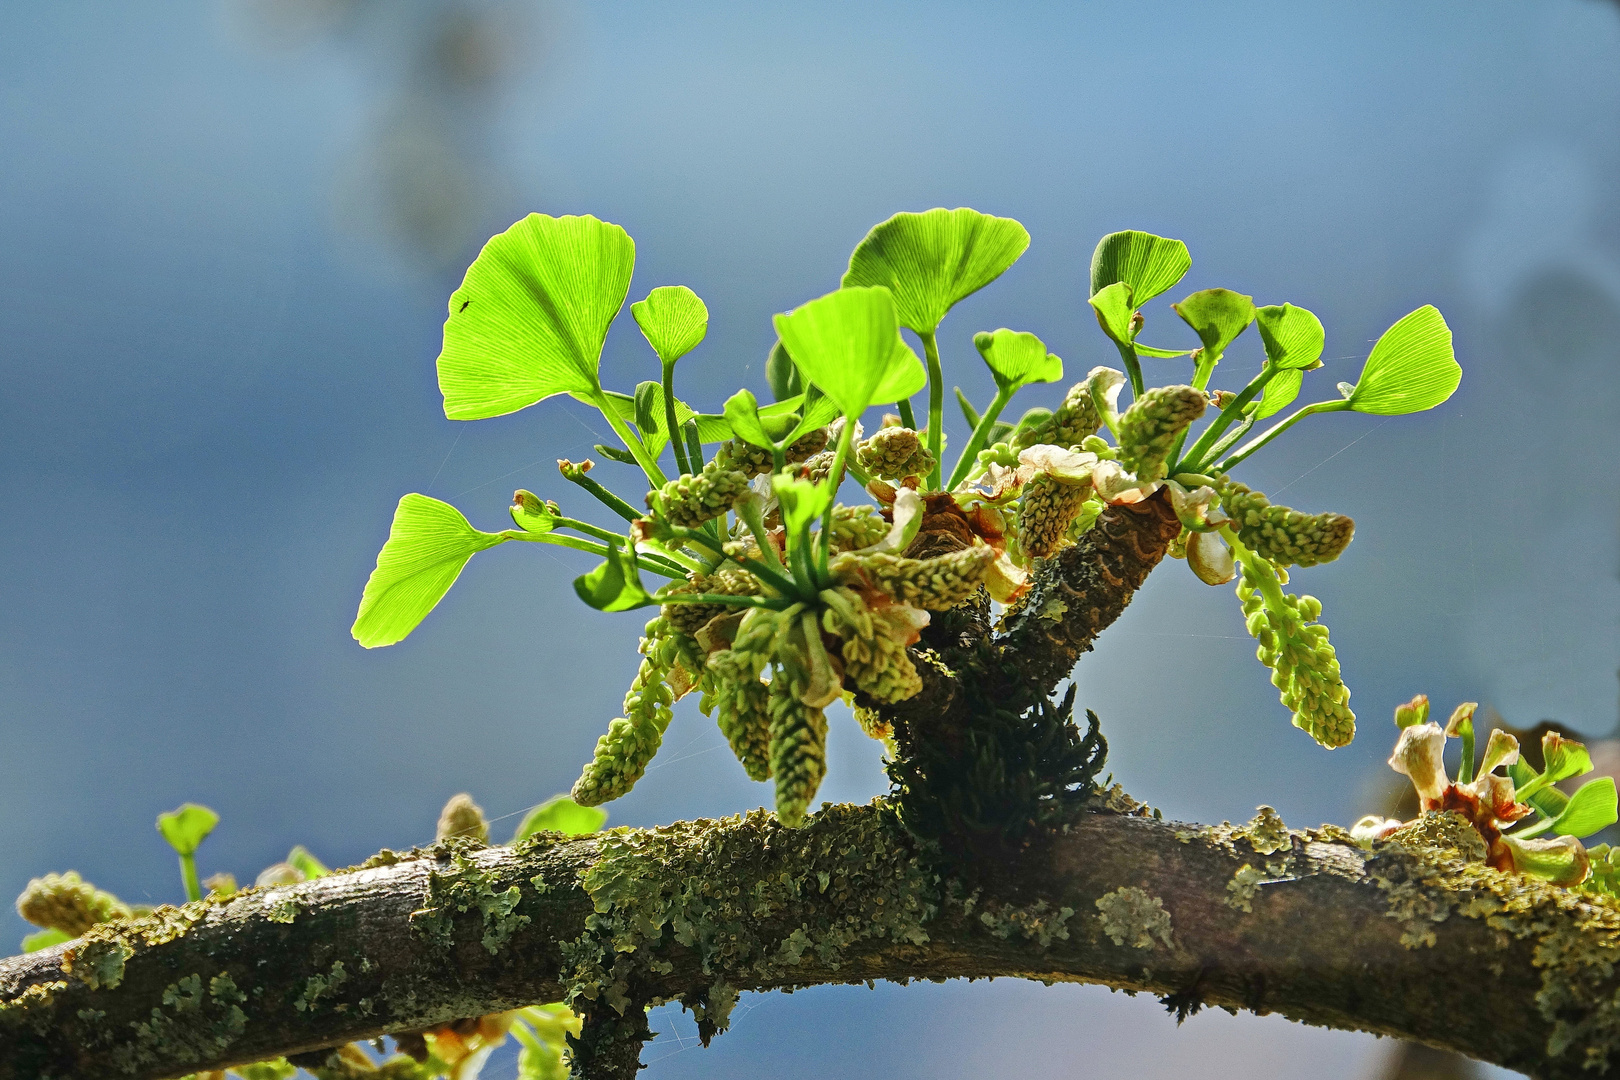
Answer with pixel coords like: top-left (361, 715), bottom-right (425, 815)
top-left (5, 804), bottom-right (1620, 1080)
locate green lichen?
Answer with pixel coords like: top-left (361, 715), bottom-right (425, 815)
top-left (68, 937), bottom-right (132, 990)
top-left (1094, 886), bottom-right (1174, 949)
top-left (565, 802), bottom-right (938, 1034)
top-left (266, 896), bottom-right (299, 924)
top-left (1243, 806), bottom-right (1291, 856)
top-left (976, 899), bottom-right (1076, 948)
top-left (110, 972), bottom-right (249, 1074)
top-left (1226, 864), bottom-right (1265, 913)
top-left (294, 962), bottom-right (348, 1012)
top-left (410, 846), bottom-right (531, 955)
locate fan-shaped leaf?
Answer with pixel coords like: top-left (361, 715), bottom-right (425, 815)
top-left (724, 389), bottom-right (796, 450)
top-left (773, 286), bottom-right (913, 418)
top-left (766, 340), bottom-right (803, 401)
top-left (772, 474), bottom-right (833, 536)
top-left (574, 542), bottom-right (653, 612)
top-left (513, 795), bottom-right (607, 841)
top-left (439, 214), bottom-right (635, 420)
top-left (1345, 306), bottom-right (1459, 415)
top-left (1553, 777), bottom-right (1619, 839)
top-left (972, 328), bottom-right (1063, 391)
top-left (1254, 368), bottom-right (1303, 420)
top-left (870, 337), bottom-right (928, 405)
top-left (631, 285), bottom-right (708, 365)
top-left (352, 494), bottom-right (509, 648)
top-left (842, 208), bottom-right (1030, 334)
top-left (1255, 304), bottom-right (1325, 370)
top-left (1089, 281), bottom-right (1136, 346)
top-left (158, 804), bottom-right (220, 857)
top-left (1090, 230), bottom-right (1191, 306)
top-left (1174, 289), bottom-right (1255, 357)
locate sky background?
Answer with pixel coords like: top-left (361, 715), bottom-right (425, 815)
top-left (3, 1), bottom-right (1619, 1076)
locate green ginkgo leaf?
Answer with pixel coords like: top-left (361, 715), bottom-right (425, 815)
top-left (1254, 368), bottom-right (1303, 420)
top-left (1255, 304), bottom-right (1325, 371)
top-left (1510, 760), bottom-right (1571, 819)
top-left (157, 804), bottom-right (220, 857)
top-left (869, 337), bottom-right (928, 406)
top-left (1089, 281), bottom-right (1136, 346)
top-left (789, 385), bottom-right (845, 442)
top-left (773, 286), bottom-right (915, 418)
top-left (1174, 289), bottom-right (1255, 357)
top-left (773, 474), bottom-right (833, 536)
top-left (1344, 306), bottom-right (1459, 415)
top-left (631, 285), bottom-right (709, 365)
top-left (766, 340), bottom-right (804, 401)
top-left (23, 928), bottom-right (71, 952)
top-left (352, 494), bottom-right (510, 648)
top-left (512, 795), bottom-right (607, 842)
top-left (842, 208), bottom-right (1030, 334)
top-left (972, 328), bottom-right (1063, 392)
top-left (724, 388), bottom-right (796, 450)
top-left (438, 214), bottom-right (635, 420)
top-left (1090, 230), bottom-right (1191, 306)
top-left (574, 542), bottom-right (653, 612)
top-left (287, 846), bottom-right (330, 880)
top-left (1552, 777), bottom-right (1619, 839)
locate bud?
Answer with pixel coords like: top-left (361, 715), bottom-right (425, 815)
top-left (202, 873), bottom-right (238, 898)
top-left (15, 871), bottom-right (132, 937)
top-left (1502, 833), bottom-right (1590, 887)
top-left (1350, 815), bottom-right (1404, 845)
top-left (436, 793), bottom-right (489, 844)
top-left (255, 862), bottom-right (301, 888)
top-left (1444, 701), bottom-right (1478, 736)
top-left (1117, 385), bottom-right (1207, 481)
top-left (1394, 694), bottom-right (1430, 729)
top-left (1388, 722), bottom-right (1449, 804)
top-left (856, 427), bottom-right (935, 482)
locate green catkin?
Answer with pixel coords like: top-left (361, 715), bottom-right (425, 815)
top-left (1014, 373), bottom-right (1107, 451)
top-left (1218, 480), bottom-right (1355, 568)
top-left (767, 665), bottom-right (828, 827)
top-left (829, 504), bottom-right (890, 552)
top-left (15, 871), bottom-right (132, 937)
top-left (1117, 384), bottom-right (1207, 481)
top-left (651, 459), bottom-right (751, 528)
top-left (661, 568), bottom-right (760, 639)
top-left (1019, 380), bottom-right (1107, 452)
top-left (700, 609), bottom-right (779, 780)
top-left (1018, 473), bottom-right (1094, 559)
top-left (714, 429), bottom-right (830, 479)
top-left (1236, 557), bottom-right (1355, 749)
top-left (572, 620), bottom-right (679, 806)
top-left (824, 593), bottom-right (923, 705)
top-left (830, 547), bottom-right (994, 610)
top-left (856, 427), bottom-right (935, 481)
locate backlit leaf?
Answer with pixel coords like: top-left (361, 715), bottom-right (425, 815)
top-left (1088, 281), bottom-right (1135, 346)
top-left (23, 928), bottom-right (71, 952)
top-left (1553, 777), bottom-right (1619, 839)
top-left (1254, 368), bottom-right (1303, 420)
top-left (1255, 304), bottom-right (1325, 370)
top-left (724, 388), bottom-right (794, 450)
top-left (352, 494), bottom-right (509, 648)
top-left (773, 286), bottom-right (912, 418)
top-left (1090, 230), bottom-right (1191, 306)
top-left (439, 214), bottom-right (635, 420)
top-left (631, 285), bottom-right (708, 365)
top-left (157, 803), bottom-right (220, 857)
top-left (510, 490), bottom-right (558, 534)
top-left (513, 795), bottom-right (607, 841)
top-left (287, 846), bottom-right (330, 880)
top-left (1345, 306), bottom-right (1459, 415)
top-left (766, 340), bottom-right (804, 401)
top-left (842, 208), bottom-right (1030, 334)
top-left (1174, 289), bottom-right (1255, 357)
top-left (574, 542), bottom-right (654, 612)
top-left (972, 328), bottom-right (1063, 391)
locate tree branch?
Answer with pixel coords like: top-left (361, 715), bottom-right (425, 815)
top-left (5, 802), bottom-right (1617, 1080)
